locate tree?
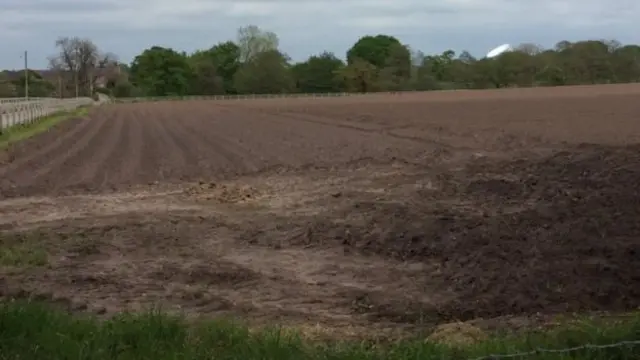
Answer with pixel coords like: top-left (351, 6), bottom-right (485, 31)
top-left (535, 50), bottom-right (567, 86)
top-left (129, 46), bottom-right (193, 96)
top-left (48, 37), bottom-right (116, 97)
top-left (447, 51), bottom-right (477, 89)
top-left (338, 58), bottom-right (378, 93)
top-left (188, 52), bottom-right (224, 95)
top-left (612, 45), bottom-right (640, 82)
top-left (347, 35), bottom-right (410, 69)
top-left (516, 43), bottom-right (544, 56)
top-left (422, 51), bottom-right (456, 83)
top-left (237, 25), bottom-right (279, 63)
top-left (555, 40), bottom-right (613, 84)
top-left (233, 50), bottom-right (294, 94)
top-left (493, 50), bottom-right (538, 87)
top-left (112, 80), bottom-right (138, 97)
top-left (378, 43), bottom-right (413, 90)
top-left (345, 35), bottom-right (411, 92)
top-left (74, 35), bottom-right (640, 97)
top-left (11, 70), bottom-right (55, 97)
top-left (190, 41), bottom-right (241, 94)
top-left (0, 72), bottom-right (16, 97)
top-left (292, 52), bottom-right (345, 93)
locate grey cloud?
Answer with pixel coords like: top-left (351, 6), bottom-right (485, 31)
top-left (2, 0), bottom-right (121, 12)
top-left (1, 0), bottom-right (639, 69)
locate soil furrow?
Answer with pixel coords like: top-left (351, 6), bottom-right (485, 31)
top-left (68, 109), bottom-right (126, 189)
top-left (0, 114), bottom-right (95, 178)
top-left (152, 108), bottom-right (205, 171)
top-left (175, 112), bottom-right (259, 174)
top-left (24, 112), bottom-right (113, 185)
top-left (88, 109), bottom-right (136, 190)
top-left (111, 106), bottom-right (144, 185)
top-left (135, 107), bottom-right (181, 182)
top-left (142, 107), bottom-right (189, 178)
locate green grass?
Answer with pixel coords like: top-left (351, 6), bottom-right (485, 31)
top-left (0, 107), bottom-right (89, 150)
top-left (0, 244), bottom-right (47, 267)
top-left (0, 232), bottom-right (50, 268)
top-left (0, 301), bottom-right (638, 359)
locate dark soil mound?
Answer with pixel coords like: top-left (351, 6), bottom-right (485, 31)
top-left (298, 144), bottom-right (640, 320)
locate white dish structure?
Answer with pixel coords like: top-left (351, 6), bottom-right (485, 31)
top-left (486, 44), bottom-right (513, 58)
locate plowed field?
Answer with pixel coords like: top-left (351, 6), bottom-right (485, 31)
top-left (1, 84), bottom-right (639, 339)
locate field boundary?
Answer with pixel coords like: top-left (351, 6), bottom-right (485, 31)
top-left (467, 340), bottom-right (640, 360)
top-left (114, 91), bottom-right (378, 103)
top-left (0, 95), bottom-right (110, 132)
top-left (1, 300), bottom-right (638, 359)
top-left (109, 83), bottom-right (640, 103)
top-left (0, 107), bottom-right (89, 149)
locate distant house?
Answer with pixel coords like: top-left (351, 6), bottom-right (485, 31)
top-left (0, 66), bottom-right (124, 97)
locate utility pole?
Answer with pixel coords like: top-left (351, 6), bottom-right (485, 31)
top-left (23, 50), bottom-right (29, 100)
top-left (58, 74), bottom-right (63, 99)
top-left (89, 67), bottom-right (93, 96)
top-left (75, 62), bottom-right (79, 98)
top-left (74, 48), bottom-right (79, 98)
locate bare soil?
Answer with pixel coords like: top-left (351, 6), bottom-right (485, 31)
top-left (1, 84), bottom-right (639, 339)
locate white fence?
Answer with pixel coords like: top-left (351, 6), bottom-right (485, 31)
top-left (0, 96), bottom-right (107, 131)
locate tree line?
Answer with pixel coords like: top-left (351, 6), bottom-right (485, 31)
top-left (2, 25), bottom-right (640, 99)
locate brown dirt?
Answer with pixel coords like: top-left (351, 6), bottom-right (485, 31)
top-left (1, 84), bottom-right (639, 339)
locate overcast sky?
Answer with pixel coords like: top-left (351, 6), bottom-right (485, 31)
top-left (1, 0), bottom-right (638, 69)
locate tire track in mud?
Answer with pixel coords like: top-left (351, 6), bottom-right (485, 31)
top-left (252, 107), bottom-right (549, 159)
top-left (211, 105), bottom-right (441, 166)
top-left (226, 105), bottom-right (458, 152)
top-left (0, 115), bottom-right (95, 178)
top-left (267, 109), bottom-right (458, 149)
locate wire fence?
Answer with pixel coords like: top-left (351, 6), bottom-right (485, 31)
top-left (104, 82), bottom-right (640, 104)
top-left (466, 340), bottom-right (640, 360)
top-left (110, 91), bottom-right (395, 103)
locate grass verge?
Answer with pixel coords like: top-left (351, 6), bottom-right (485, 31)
top-left (0, 107), bottom-right (89, 150)
top-left (0, 232), bottom-right (49, 268)
top-left (0, 301), bottom-right (638, 359)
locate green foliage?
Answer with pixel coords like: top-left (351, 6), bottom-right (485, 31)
top-left (129, 46), bottom-right (193, 96)
top-left (3, 30), bottom-right (639, 99)
top-left (188, 41), bottom-right (240, 95)
top-left (206, 41), bottom-right (241, 93)
top-left (0, 301), bottom-right (639, 360)
top-left (86, 25), bottom-right (640, 98)
top-left (291, 52), bottom-right (345, 93)
top-left (233, 50), bottom-right (294, 94)
top-left (347, 35), bottom-right (409, 68)
top-left (338, 58), bottom-right (379, 93)
top-left (9, 70), bottom-right (55, 97)
top-left (0, 78), bottom-right (16, 97)
top-left (237, 25), bottom-right (279, 63)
